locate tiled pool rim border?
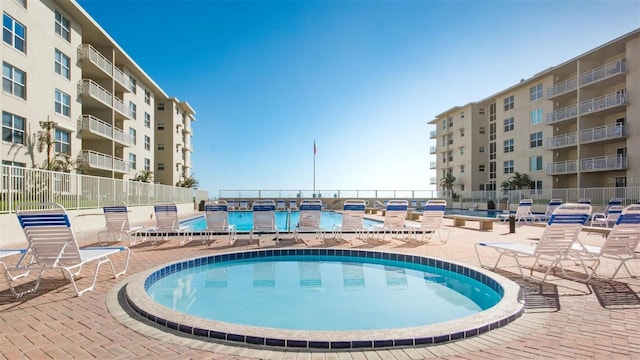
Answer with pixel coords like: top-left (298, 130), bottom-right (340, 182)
top-left (124, 248), bottom-right (525, 350)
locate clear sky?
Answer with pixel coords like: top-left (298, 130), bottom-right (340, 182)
top-left (76, 0), bottom-right (639, 196)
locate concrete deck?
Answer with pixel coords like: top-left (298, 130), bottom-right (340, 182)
top-left (1, 216), bottom-right (640, 359)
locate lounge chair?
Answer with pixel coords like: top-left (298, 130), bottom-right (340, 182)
top-left (250, 200), bottom-right (279, 245)
top-left (149, 202), bottom-right (192, 245)
top-left (538, 199), bottom-right (563, 222)
top-left (372, 200), bottom-right (409, 241)
top-left (591, 198), bottom-right (623, 227)
top-left (475, 203), bottom-right (592, 282)
top-left (227, 200), bottom-right (238, 211)
top-left (98, 203), bottom-right (146, 246)
top-left (407, 199), bottom-right (449, 244)
top-left (499, 199), bottom-right (538, 224)
top-left (202, 201), bottom-right (237, 245)
top-left (578, 198), bottom-right (592, 205)
top-left (5, 203), bottom-right (130, 297)
top-left (239, 200), bottom-right (250, 211)
top-left (276, 199), bottom-right (287, 211)
top-left (332, 199), bottom-right (367, 241)
top-left (288, 200), bottom-right (298, 211)
top-left (294, 199), bottom-right (324, 243)
top-left (572, 204), bottom-right (640, 280)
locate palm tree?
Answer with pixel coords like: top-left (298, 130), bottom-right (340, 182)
top-left (501, 172), bottom-right (531, 192)
top-left (133, 170), bottom-right (153, 183)
top-left (177, 174), bottom-right (199, 189)
top-left (439, 173), bottom-right (456, 193)
top-left (36, 118), bottom-right (56, 170)
top-left (51, 153), bottom-right (83, 173)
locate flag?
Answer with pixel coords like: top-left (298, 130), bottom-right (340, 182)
top-left (314, 141), bottom-right (317, 156)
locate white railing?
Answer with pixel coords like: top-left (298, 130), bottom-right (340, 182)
top-left (77, 44), bottom-right (112, 75)
top-left (580, 123), bottom-right (626, 144)
top-left (545, 132), bottom-right (577, 149)
top-left (580, 58), bottom-right (626, 86)
top-left (79, 79), bottom-right (112, 107)
top-left (112, 66), bottom-right (131, 90)
top-left (429, 177), bottom-right (437, 185)
top-left (580, 90), bottom-right (627, 115)
top-left (219, 189), bottom-right (451, 200)
top-left (113, 96), bottom-right (133, 118)
top-left (429, 161), bottom-right (437, 169)
top-left (429, 129), bottom-right (437, 138)
top-left (546, 160), bottom-right (578, 175)
top-left (546, 77), bottom-right (578, 98)
top-left (78, 115), bottom-right (133, 146)
top-left (429, 145), bottom-right (437, 154)
top-left (80, 150), bottom-right (130, 173)
top-left (546, 104), bottom-right (578, 124)
top-left (0, 165), bottom-right (200, 213)
top-left (581, 155), bottom-right (627, 172)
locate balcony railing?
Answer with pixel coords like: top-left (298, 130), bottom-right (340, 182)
top-left (580, 90), bottom-right (627, 115)
top-left (113, 96), bottom-right (133, 118)
top-left (580, 58), bottom-right (626, 86)
top-left (546, 77), bottom-right (578, 98)
top-left (112, 66), bottom-right (132, 90)
top-left (429, 129), bottom-right (437, 138)
top-left (429, 177), bottom-right (437, 185)
top-left (546, 160), bottom-right (577, 175)
top-left (79, 79), bottom-right (112, 107)
top-left (545, 132), bottom-right (577, 149)
top-left (546, 104), bottom-right (578, 124)
top-left (429, 145), bottom-right (437, 154)
top-left (581, 155), bottom-right (627, 172)
top-left (580, 123), bottom-right (626, 144)
top-left (77, 115), bottom-right (134, 145)
top-left (429, 161), bottom-right (437, 169)
top-left (80, 150), bottom-right (130, 173)
top-left (77, 44), bottom-right (112, 76)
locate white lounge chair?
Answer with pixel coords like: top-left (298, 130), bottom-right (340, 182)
top-left (499, 199), bottom-right (538, 224)
top-left (250, 200), bottom-right (279, 245)
top-left (407, 199), bottom-right (449, 244)
top-left (372, 200), bottom-right (409, 241)
top-left (591, 198), bottom-right (623, 227)
top-left (332, 199), bottom-right (367, 241)
top-left (149, 202), bottom-right (192, 245)
top-left (475, 203), bottom-right (592, 282)
top-left (573, 204), bottom-right (640, 280)
top-left (294, 199), bottom-right (324, 243)
top-left (202, 201), bottom-right (237, 245)
top-left (538, 199), bottom-right (563, 222)
top-left (239, 200), bottom-right (250, 211)
top-left (98, 204), bottom-right (146, 246)
top-left (276, 199), bottom-right (287, 211)
top-left (5, 203), bottom-right (130, 297)
top-left (288, 200), bottom-right (298, 211)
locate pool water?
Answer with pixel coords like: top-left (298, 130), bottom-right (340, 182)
top-left (183, 211), bottom-right (382, 232)
top-left (147, 255), bottom-right (501, 331)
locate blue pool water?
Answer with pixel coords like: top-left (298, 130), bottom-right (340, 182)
top-left (183, 211), bottom-right (382, 232)
top-left (146, 253), bottom-right (502, 331)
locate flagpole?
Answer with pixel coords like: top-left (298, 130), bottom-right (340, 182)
top-left (313, 140), bottom-right (316, 195)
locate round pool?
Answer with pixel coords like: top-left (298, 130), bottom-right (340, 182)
top-left (125, 249), bottom-right (524, 350)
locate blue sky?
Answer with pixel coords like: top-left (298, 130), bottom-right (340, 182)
top-left (77, 0), bottom-right (639, 196)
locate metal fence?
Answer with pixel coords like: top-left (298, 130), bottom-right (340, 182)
top-left (218, 189), bottom-right (451, 200)
top-left (0, 165), bottom-right (204, 214)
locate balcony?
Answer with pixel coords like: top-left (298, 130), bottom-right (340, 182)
top-left (80, 150), bottom-right (130, 173)
top-left (580, 90), bottom-right (627, 116)
top-left (545, 132), bottom-right (577, 150)
top-left (429, 145), bottom-right (437, 154)
top-left (113, 97), bottom-right (133, 119)
top-left (546, 77), bottom-right (577, 99)
top-left (546, 160), bottom-right (577, 175)
top-left (580, 58), bottom-right (626, 87)
top-left (429, 177), bottom-right (437, 185)
top-left (112, 66), bottom-right (132, 92)
top-left (546, 104), bottom-right (577, 124)
top-left (429, 161), bottom-right (437, 169)
top-left (77, 115), bottom-right (134, 146)
top-left (580, 123), bottom-right (626, 144)
top-left (581, 155), bottom-right (627, 172)
top-left (78, 44), bottom-right (131, 92)
top-left (429, 129), bottom-right (437, 139)
top-left (78, 79), bottom-right (112, 109)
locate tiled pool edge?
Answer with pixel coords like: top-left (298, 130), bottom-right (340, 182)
top-left (124, 248), bottom-right (525, 350)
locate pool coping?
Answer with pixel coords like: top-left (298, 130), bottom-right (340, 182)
top-left (122, 248), bottom-right (525, 350)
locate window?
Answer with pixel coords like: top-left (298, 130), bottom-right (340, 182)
top-left (530, 108), bottom-right (543, 125)
top-left (530, 131), bottom-right (543, 148)
top-left (530, 181), bottom-right (543, 192)
top-left (129, 153), bottom-right (136, 170)
top-left (530, 156), bottom-right (543, 171)
top-left (460, 129), bottom-right (465, 137)
top-left (503, 95), bottom-right (514, 111)
top-left (489, 123), bottom-right (496, 141)
top-left (129, 101), bottom-right (136, 120)
top-left (479, 146), bottom-right (485, 153)
top-left (479, 126), bottom-right (485, 134)
top-left (503, 117), bottom-right (514, 132)
top-left (448, 135), bottom-right (453, 145)
top-left (442, 152), bottom-right (447, 162)
top-left (144, 112), bottom-right (151, 128)
top-left (3, 13), bottom-right (26, 53)
top-left (441, 136), bottom-right (446, 147)
top-left (442, 119), bottom-right (447, 130)
top-left (447, 151), bottom-right (453, 162)
top-left (54, 129), bottom-right (70, 154)
top-left (130, 78), bottom-right (136, 94)
top-left (2, 111), bottom-right (25, 144)
top-left (3, 62), bottom-right (25, 99)
top-left (448, 117), bottom-right (454, 128)
top-left (157, 102), bottom-right (165, 111)
top-left (503, 160), bottom-right (514, 174)
top-left (479, 108), bottom-right (485, 115)
top-left (157, 143), bottom-right (164, 150)
top-left (14, 0), bottom-right (26, 8)
top-left (144, 158), bottom-right (151, 172)
top-left (479, 165), bottom-right (485, 172)
top-left (54, 10), bottom-right (70, 42)
top-left (129, 127), bottom-right (136, 145)
top-left (157, 163), bottom-right (165, 171)
top-left (503, 139), bottom-right (514, 153)
top-left (144, 135), bottom-right (150, 151)
top-left (157, 122), bottom-right (164, 130)
top-left (460, 165), bottom-right (465, 173)
top-left (530, 83), bottom-right (543, 101)
top-left (54, 89), bottom-right (70, 117)
top-left (54, 49), bottom-right (70, 79)
top-left (144, 89), bottom-right (151, 105)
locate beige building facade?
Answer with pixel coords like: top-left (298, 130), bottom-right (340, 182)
top-left (1, 0), bottom-right (194, 186)
top-left (429, 29), bottom-right (640, 194)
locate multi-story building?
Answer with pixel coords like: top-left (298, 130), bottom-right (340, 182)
top-left (429, 28), bottom-right (639, 194)
top-left (154, 98), bottom-right (195, 186)
top-left (1, 0), bottom-right (195, 185)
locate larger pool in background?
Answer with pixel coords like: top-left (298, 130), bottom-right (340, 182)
top-left (125, 249), bottom-right (524, 350)
top-left (183, 211), bottom-right (382, 232)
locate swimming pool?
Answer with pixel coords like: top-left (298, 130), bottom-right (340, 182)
top-left (125, 249), bottom-right (524, 349)
top-left (182, 211), bottom-right (382, 232)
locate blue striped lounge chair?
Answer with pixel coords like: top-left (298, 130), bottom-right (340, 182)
top-left (250, 200), bottom-right (279, 245)
top-left (591, 198), bottom-right (623, 227)
top-left (475, 203), bottom-right (592, 282)
top-left (407, 199), bottom-right (449, 244)
top-left (294, 199), bottom-right (324, 243)
top-left (499, 199), bottom-right (537, 224)
top-left (538, 199), bottom-right (563, 222)
top-left (332, 199), bottom-right (367, 241)
top-left (276, 199), bottom-right (287, 211)
top-left (150, 202), bottom-right (192, 245)
top-left (373, 200), bottom-right (409, 241)
top-left (6, 203), bottom-right (130, 297)
top-left (98, 204), bottom-right (146, 246)
top-left (203, 200), bottom-right (237, 245)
